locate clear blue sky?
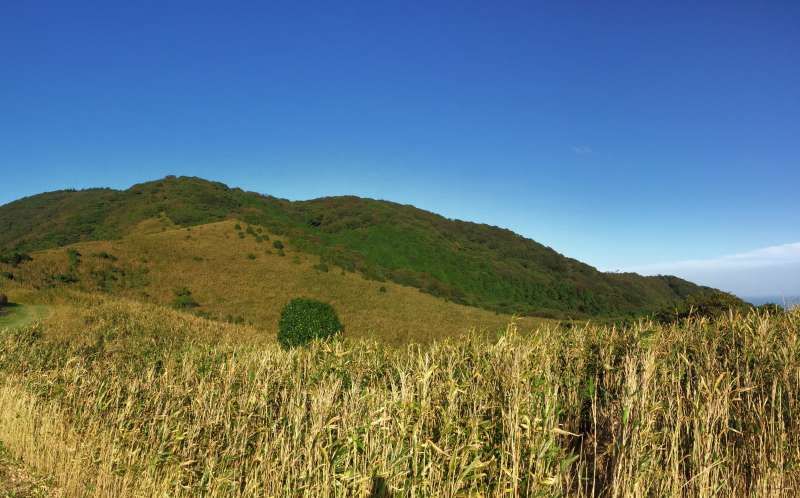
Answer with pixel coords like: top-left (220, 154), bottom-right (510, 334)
top-left (2, 1), bottom-right (798, 296)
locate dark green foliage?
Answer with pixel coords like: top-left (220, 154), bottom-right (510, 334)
top-left (654, 291), bottom-right (749, 323)
top-left (67, 248), bottom-right (81, 270)
top-left (91, 268), bottom-right (120, 291)
top-left (51, 273), bottom-right (79, 284)
top-left (369, 476), bottom-right (391, 498)
top-left (277, 298), bottom-right (343, 349)
top-left (247, 253), bottom-right (257, 260)
top-left (92, 251), bottom-right (118, 261)
top-left (273, 240), bottom-right (284, 250)
top-left (234, 223), bottom-right (242, 230)
top-left (757, 303), bottom-right (784, 314)
top-left (0, 252), bottom-right (32, 267)
top-left (0, 294), bottom-right (7, 307)
top-left (379, 286), bottom-right (387, 293)
top-left (685, 291), bottom-right (749, 317)
top-left (285, 199), bottom-right (718, 318)
top-left (91, 266), bottom-right (149, 292)
top-left (246, 226), bottom-right (256, 236)
top-left (0, 176), bottom-right (717, 318)
top-left (0, 272), bottom-right (13, 280)
top-left (313, 263), bottom-right (329, 272)
top-left (172, 287), bottom-right (200, 309)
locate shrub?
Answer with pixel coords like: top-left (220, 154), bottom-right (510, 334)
top-left (247, 253), bottom-right (257, 260)
top-left (757, 303), bottom-right (784, 314)
top-left (0, 252), bottom-right (32, 267)
top-left (314, 263), bottom-right (329, 272)
top-left (234, 223), bottom-right (242, 230)
top-left (686, 291), bottom-right (748, 316)
top-left (655, 291), bottom-right (749, 323)
top-left (1, 272), bottom-right (13, 280)
top-left (278, 298), bottom-right (343, 349)
top-left (67, 249), bottom-right (82, 269)
top-left (379, 286), bottom-right (387, 293)
top-left (172, 287), bottom-right (200, 309)
top-left (0, 294), bottom-right (7, 307)
top-left (52, 273), bottom-right (79, 284)
top-left (93, 251), bottom-right (118, 261)
top-left (273, 240), bottom-right (284, 250)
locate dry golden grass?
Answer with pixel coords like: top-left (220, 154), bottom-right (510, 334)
top-left (12, 219), bottom-right (547, 344)
top-left (0, 295), bottom-right (797, 496)
top-left (0, 440), bottom-right (53, 497)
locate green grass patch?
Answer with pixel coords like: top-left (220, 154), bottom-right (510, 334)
top-left (0, 304), bottom-right (51, 330)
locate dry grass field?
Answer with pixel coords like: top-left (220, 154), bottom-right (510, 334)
top-left (8, 219), bottom-right (546, 344)
top-left (0, 440), bottom-right (52, 497)
top-left (0, 293), bottom-right (797, 497)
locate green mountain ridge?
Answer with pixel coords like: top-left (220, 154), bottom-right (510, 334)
top-left (0, 175), bottom-right (717, 318)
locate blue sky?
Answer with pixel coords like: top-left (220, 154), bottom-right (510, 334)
top-left (2, 1), bottom-right (798, 297)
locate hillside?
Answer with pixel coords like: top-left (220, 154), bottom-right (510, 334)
top-left (1, 220), bottom-right (545, 343)
top-left (0, 176), bottom-right (716, 318)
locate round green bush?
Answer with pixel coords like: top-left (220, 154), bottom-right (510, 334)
top-left (278, 298), bottom-right (343, 349)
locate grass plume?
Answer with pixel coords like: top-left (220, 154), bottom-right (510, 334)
top-left (0, 297), bottom-right (797, 496)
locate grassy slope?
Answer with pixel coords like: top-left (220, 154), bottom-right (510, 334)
top-left (0, 176), bottom-right (716, 319)
top-left (6, 219), bottom-right (546, 344)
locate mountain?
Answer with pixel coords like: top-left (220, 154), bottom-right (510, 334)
top-left (2, 219), bottom-right (547, 343)
top-left (0, 176), bottom-right (716, 318)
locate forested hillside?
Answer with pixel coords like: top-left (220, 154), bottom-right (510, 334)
top-left (0, 176), bottom-right (716, 318)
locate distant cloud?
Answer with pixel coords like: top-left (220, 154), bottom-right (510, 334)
top-left (622, 242), bottom-right (800, 297)
top-left (571, 145), bottom-right (593, 155)
top-left (628, 242), bottom-right (800, 273)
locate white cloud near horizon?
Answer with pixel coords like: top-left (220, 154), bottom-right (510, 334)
top-left (619, 242), bottom-right (800, 297)
top-left (628, 242), bottom-right (800, 272)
